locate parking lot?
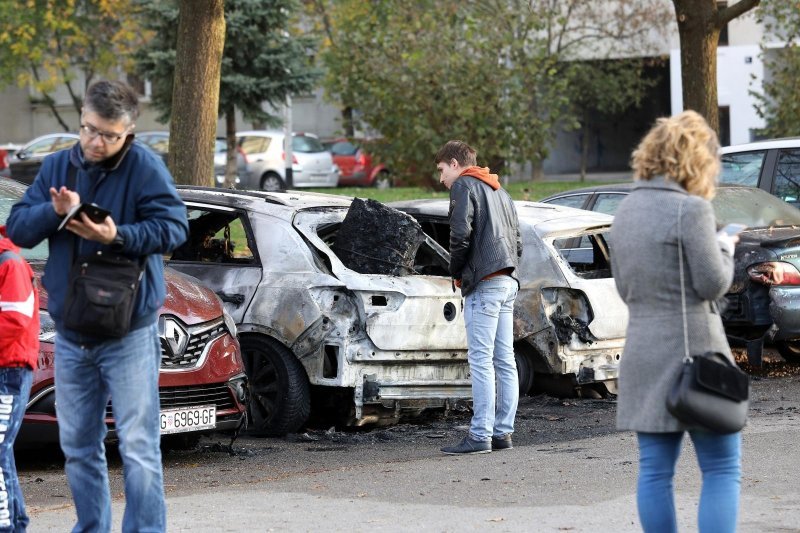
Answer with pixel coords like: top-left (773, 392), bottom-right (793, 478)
top-left (19, 350), bottom-right (800, 532)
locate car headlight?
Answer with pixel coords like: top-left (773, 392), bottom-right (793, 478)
top-left (222, 309), bottom-right (237, 337)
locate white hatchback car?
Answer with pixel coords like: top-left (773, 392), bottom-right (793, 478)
top-left (236, 130), bottom-right (339, 191)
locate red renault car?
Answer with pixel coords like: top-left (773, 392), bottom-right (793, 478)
top-left (1, 179), bottom-right (249, 449)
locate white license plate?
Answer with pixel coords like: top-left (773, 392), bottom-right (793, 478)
top-left (160, 405), bottom-right (216, 435)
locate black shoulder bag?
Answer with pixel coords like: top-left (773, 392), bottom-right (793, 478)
top-left (61, 165), bottom-right (145, 338)
top-left (665, 199), bottom-right (750, 434)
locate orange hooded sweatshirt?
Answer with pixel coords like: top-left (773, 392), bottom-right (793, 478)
top-left (459, 166), bottom-right (501, 190)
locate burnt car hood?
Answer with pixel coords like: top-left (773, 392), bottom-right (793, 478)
top-left (730, 227), bottom-right (800, 293)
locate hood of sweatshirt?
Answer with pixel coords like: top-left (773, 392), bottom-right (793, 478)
top-left (0, 226), bottom-right (21, 254)
top-left (459, 166), bottom-right (500, 190)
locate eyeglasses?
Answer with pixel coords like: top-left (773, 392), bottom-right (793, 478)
top-left (79, 123), bottom-right (129, 145)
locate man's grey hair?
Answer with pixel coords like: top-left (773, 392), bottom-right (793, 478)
top-left (83, 80), bottom-right (140, 124)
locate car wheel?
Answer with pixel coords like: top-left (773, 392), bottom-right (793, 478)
top-left (775, 340), bottom-right (800, 364)
top-left (240, 335), bottom-right (311, 436)
top-left (373, 170), bottom-right (392, 189)
top-left (260, 173), bottom-right (284, 192)
top-left (515, 349), bottom-right (534, 396)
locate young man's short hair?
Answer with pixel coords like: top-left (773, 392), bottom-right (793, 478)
top-left (435, 140), bottom-right (477, 167)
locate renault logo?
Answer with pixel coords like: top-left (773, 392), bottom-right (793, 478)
top-left (163, 318), bottom-right (188, 359)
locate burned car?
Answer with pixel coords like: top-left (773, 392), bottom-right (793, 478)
top-left (541, 183), bottom-right (800, 365)
top-left (0, 179), bottom-right (249, 449)
top-left (167, 188), bottom-right (471, 435)
top-left (392, 199), bottom-right (627, 396)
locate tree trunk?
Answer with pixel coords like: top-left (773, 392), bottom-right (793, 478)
top-left (579, 113), bottom-right (590, 182)
top-left (342, 106), bottom-right (354, 138)
top-left (169, 0), bottom-right (225, 186)
top-left (224, 107), bottom-right (237, 189)
top-left (674, 0), bottom-right (720, 134)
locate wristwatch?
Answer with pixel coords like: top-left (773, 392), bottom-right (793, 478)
top-left (111, 231), bottom-right (125, 251)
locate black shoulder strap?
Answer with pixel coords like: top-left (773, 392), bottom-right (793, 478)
top-left (67, 163), bottom-right (78, 191)
top-left (67, 164), bottom-right (79, 264)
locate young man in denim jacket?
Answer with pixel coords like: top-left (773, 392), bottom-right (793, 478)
top-left (435, 140), bottom-right (522, 455)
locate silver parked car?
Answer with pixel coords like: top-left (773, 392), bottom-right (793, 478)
top-left (392, 199), bottom-right (627, 397)
top-left (166, 188), bottom-right (468, 435)
top-left (9, 133), bottom-right (79, 185)
top-left (236, 130), bottom-right (339, 191)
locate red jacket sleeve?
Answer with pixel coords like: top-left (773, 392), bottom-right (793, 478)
top-left (0, 256), bottom-right (36, 344)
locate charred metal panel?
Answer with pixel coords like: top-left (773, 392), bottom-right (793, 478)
top-left (768, 286), bottom-right (800, 341)
top-left (333, 198), bottom-right (424, 276)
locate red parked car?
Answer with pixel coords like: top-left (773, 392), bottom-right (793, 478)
top-left (0, 179), bottom-right (249, 449)
top-left (324, 138), bottom-right (392, 188)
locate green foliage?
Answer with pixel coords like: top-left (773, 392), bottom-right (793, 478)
top-left (317, 0), bottom-right (568, 187)
top-left (313, 0), bottom-right (671, 187)
top-left (134, 0), bottom-right (320, 124)
top-left (753, 1), bottom-right (800, 138)
top-left (0, 0), bottom-right (142, 129)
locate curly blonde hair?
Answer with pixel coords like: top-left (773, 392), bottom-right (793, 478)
top-left (630, 110), bottom-right (720, 199)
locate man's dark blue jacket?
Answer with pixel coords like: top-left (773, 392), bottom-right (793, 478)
top-left (6, 140), bottom-right (189, 342)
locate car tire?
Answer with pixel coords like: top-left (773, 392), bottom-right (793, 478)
top-left (775, 340), bottom-right (800, 364)
top-left (240, 335), bottom-right (311, 436)
top-left (515, 349), bottom-right (534, 396)
top-left (373, 170), bottom-right (392, 189)
top-left (260, 173), bottom-right (284, 192)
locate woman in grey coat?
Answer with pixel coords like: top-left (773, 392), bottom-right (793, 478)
top-left (610, 110), bottom-right (741, 532)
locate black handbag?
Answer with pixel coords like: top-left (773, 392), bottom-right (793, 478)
top-left (63, 251), bottom-right (144, 338)
top-left (664, 199), bottom-right (750, 434)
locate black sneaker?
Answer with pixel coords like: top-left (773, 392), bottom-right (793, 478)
top-left (491, 435), bottom-right (513, 450)
top-left (441, 436), bottom-right (491, 455)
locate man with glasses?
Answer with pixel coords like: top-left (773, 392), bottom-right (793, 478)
top-left (6, 80), bottom-right (188, 532)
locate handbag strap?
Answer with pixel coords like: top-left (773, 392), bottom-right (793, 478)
top-left (677, 198), bottom-right (691, 363)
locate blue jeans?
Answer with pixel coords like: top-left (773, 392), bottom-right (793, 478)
top-left (637, 431), bottom-right (742, 533)
top-left (464, 276), bottom-right (519, 441)
top-left (55, 323), bottom-right (166, 533)
top-left (0, 368), bottom-right (32, 533)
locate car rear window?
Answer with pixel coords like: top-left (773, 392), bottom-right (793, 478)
top-left (292, 135), bottom-right (325, 154)
top-left (720, 150), bottom-right (766, 186)
top-left (551, 231), bottom-right (612, 279)
top-left (329, 141), bottom-right (358, 156)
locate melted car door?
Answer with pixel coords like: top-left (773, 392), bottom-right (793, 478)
top-left (166, 204), bottom-right (262, 324)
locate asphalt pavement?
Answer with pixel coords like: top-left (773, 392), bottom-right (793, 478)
top-left (27, 410), bottom-right (800, 532)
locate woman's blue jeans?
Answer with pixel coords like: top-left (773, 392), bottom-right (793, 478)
top-left (464, 276), bottom-right (519, 441)
top-left (0, 367), bottom-right (33, 533)
top-left (55, 323), bottom-right (166, 533)
top-left (637, 431), bottom-right (742, 533)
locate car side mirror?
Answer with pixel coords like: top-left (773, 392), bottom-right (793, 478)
top-left (15, 150), bottom-right (29, 161)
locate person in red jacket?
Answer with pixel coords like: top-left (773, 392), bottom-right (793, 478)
top-left (0, 225), bottom-right (38, 532)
